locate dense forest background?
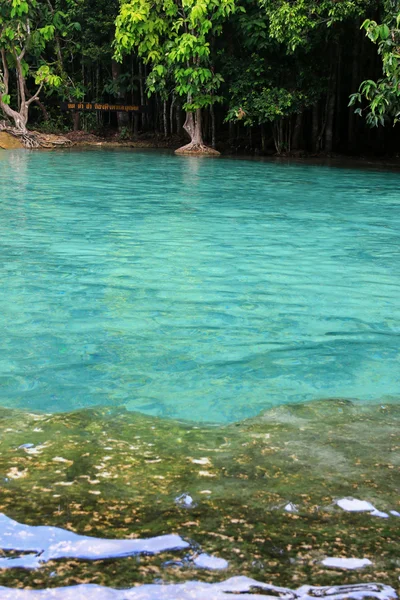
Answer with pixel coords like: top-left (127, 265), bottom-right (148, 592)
top-left (1, 0), bottom-right (400, 154)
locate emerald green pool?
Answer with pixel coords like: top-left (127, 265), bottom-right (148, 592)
top-left (0, 149), bottom-right (399, 597)
top-left (0, 150), bottom-right (399, 422)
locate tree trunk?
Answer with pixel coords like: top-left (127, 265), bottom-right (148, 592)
top-left (139, 62), bottom-right (149, 130)
top-left (25, 83), bottom-right (48, 121)
top-left (292, 112), bottom-right (302, 151)
top-left (191, 109), bottom-right (202, 144)
top-left (183, 110), bottom-right (196, 141)
top-left (325, 47), bottom-right (338, 154)
top-left (176, 102), bottom-right (182, 134)
top-left (175, 107), bottom-right (219, 155)
top-left (0, 48), bottom-right (40, 133)
top-left (111, 59), bottom-right (129, 132)
top-left (261, 124), bottom-right (266, 153)
top-left (210, 104), bottom-right (216, 148)
top-left (133, 114), bottom-right (139, 138)
top-left (0, 103), bottom-right (28, 132)
top-left (273, 120), bottom-right (285, 154)
top-left (170, 95), bottom-right (175, 135)
top-left (73, 111), bottom-right (80, 131)
top-left (312, 103), bottom-right (319, 153)
top-left (163, 99), bottom-right (168, 137)
top-left (325, 90), bottom-right (336, 154)
top-left (348, 22), bottom-right (361, 150)
top-left (229, 121), bottom-right (235, 146)
top-left (335, 46), bottom-right (342, 150)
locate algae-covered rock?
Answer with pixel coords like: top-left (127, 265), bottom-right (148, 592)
top-left (0, 400), bottom-right (398, 591)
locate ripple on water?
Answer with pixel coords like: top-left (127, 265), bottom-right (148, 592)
top-left (1, 150), bottom-right (400, 421)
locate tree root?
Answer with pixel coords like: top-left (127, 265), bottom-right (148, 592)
top-left (0, 122), bottom-right (74, 149)
top-left (175, 142), bottom-right (220, 156)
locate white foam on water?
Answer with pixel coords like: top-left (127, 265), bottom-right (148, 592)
top-left (370, 510), bottom-right (389, 519)
top-left (0, 515), bottom-right (396, 599)
top-left (0, 578), bottom-right (396, 599)
top-left (193, 553), bottom-right (228, 570)
top-left (0, 554), bottom-right (42, 570)
top-left (336, 498), bottom-right (376, 512)
top-left (322, 557), bottom-right (373, 570)
top-left (336, 499), bottom-right (395, 518)
top-left (175, 494), bottom-right (195, 508)
top-left (284, 503), bottom-right (298, 513)
top-left (0, 513), bottom-right (189, 564)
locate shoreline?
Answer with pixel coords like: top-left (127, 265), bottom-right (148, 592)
top-left (2, 130), bottom-right (400, 171)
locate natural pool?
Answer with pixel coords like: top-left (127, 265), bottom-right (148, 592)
top-left (0, 149), bottom-right (399, 597)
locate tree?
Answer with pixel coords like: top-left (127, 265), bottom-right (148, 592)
top-left (349, 2), bottom-right (400, 126)
top-left (0, 0), bottom-right (61, 132)
top-left (223, 20), bottom-right (324, 153)
top-left (258, 0), bottom-right (375, 152)
top-left (114, 0), bottom-right (237, 153)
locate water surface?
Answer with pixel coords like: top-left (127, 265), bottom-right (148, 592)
top-left (1, 149), bottom-right (399, 422)
top-left (0, 150), bottom-right (399, 596)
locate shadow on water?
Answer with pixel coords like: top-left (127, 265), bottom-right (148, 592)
top-left (0, 399), bottom-right (398, 597)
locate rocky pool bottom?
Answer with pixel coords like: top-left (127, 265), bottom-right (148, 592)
top-left (0, 399), bottom-right (398, 598)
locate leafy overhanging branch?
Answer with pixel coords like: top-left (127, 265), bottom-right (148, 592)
top-left (349, 5), bottom-right (400, 126)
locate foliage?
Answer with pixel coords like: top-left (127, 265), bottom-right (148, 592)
top-left (224, 49), bottom-right (325, 127)
top-left (349, 4), bottom-right (400, 126)
top-left (260, 0), bottom-right (374, 51)
top-left (0, 0), bottom-right (61, 129)
top-left (114, 0), bottom-right (237, 113)
top-left (34, 111), bottom-right (69, 133)
top-left (0, 0), bottom-right (398, 151)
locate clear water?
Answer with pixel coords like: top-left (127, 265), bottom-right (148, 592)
top-left (1, 149), bottom-right (399, 423)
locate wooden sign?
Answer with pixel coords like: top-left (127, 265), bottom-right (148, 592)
top-left (61, 102), bottom-right (146, 113)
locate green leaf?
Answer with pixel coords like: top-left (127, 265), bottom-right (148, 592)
top-left (379, 24), bottom-right (390, 40)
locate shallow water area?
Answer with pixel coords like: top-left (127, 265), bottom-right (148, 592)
top-left (0, 400), bottom-right (398, 595)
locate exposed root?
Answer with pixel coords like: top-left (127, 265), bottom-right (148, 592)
top-left (175, 142), bottom-right (220, 156)
top-left (0, 123), bottom-right (73, 149)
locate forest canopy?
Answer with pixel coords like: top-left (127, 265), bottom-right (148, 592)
top-left (1, 0), bottom-right (400, 154)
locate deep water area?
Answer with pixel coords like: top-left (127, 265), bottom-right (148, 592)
top-left (1, 150), bottom-right (400, 421)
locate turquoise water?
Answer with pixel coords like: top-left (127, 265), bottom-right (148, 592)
top-left (0, 149), bottom-right (399, 422)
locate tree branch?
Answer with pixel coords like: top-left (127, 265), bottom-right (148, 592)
top-left (26, 83), bottom-right (44, 106)
top-left (13, 49), bottom-right (27, 108)
top-left (0, 49), bottom-right (10, 96)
